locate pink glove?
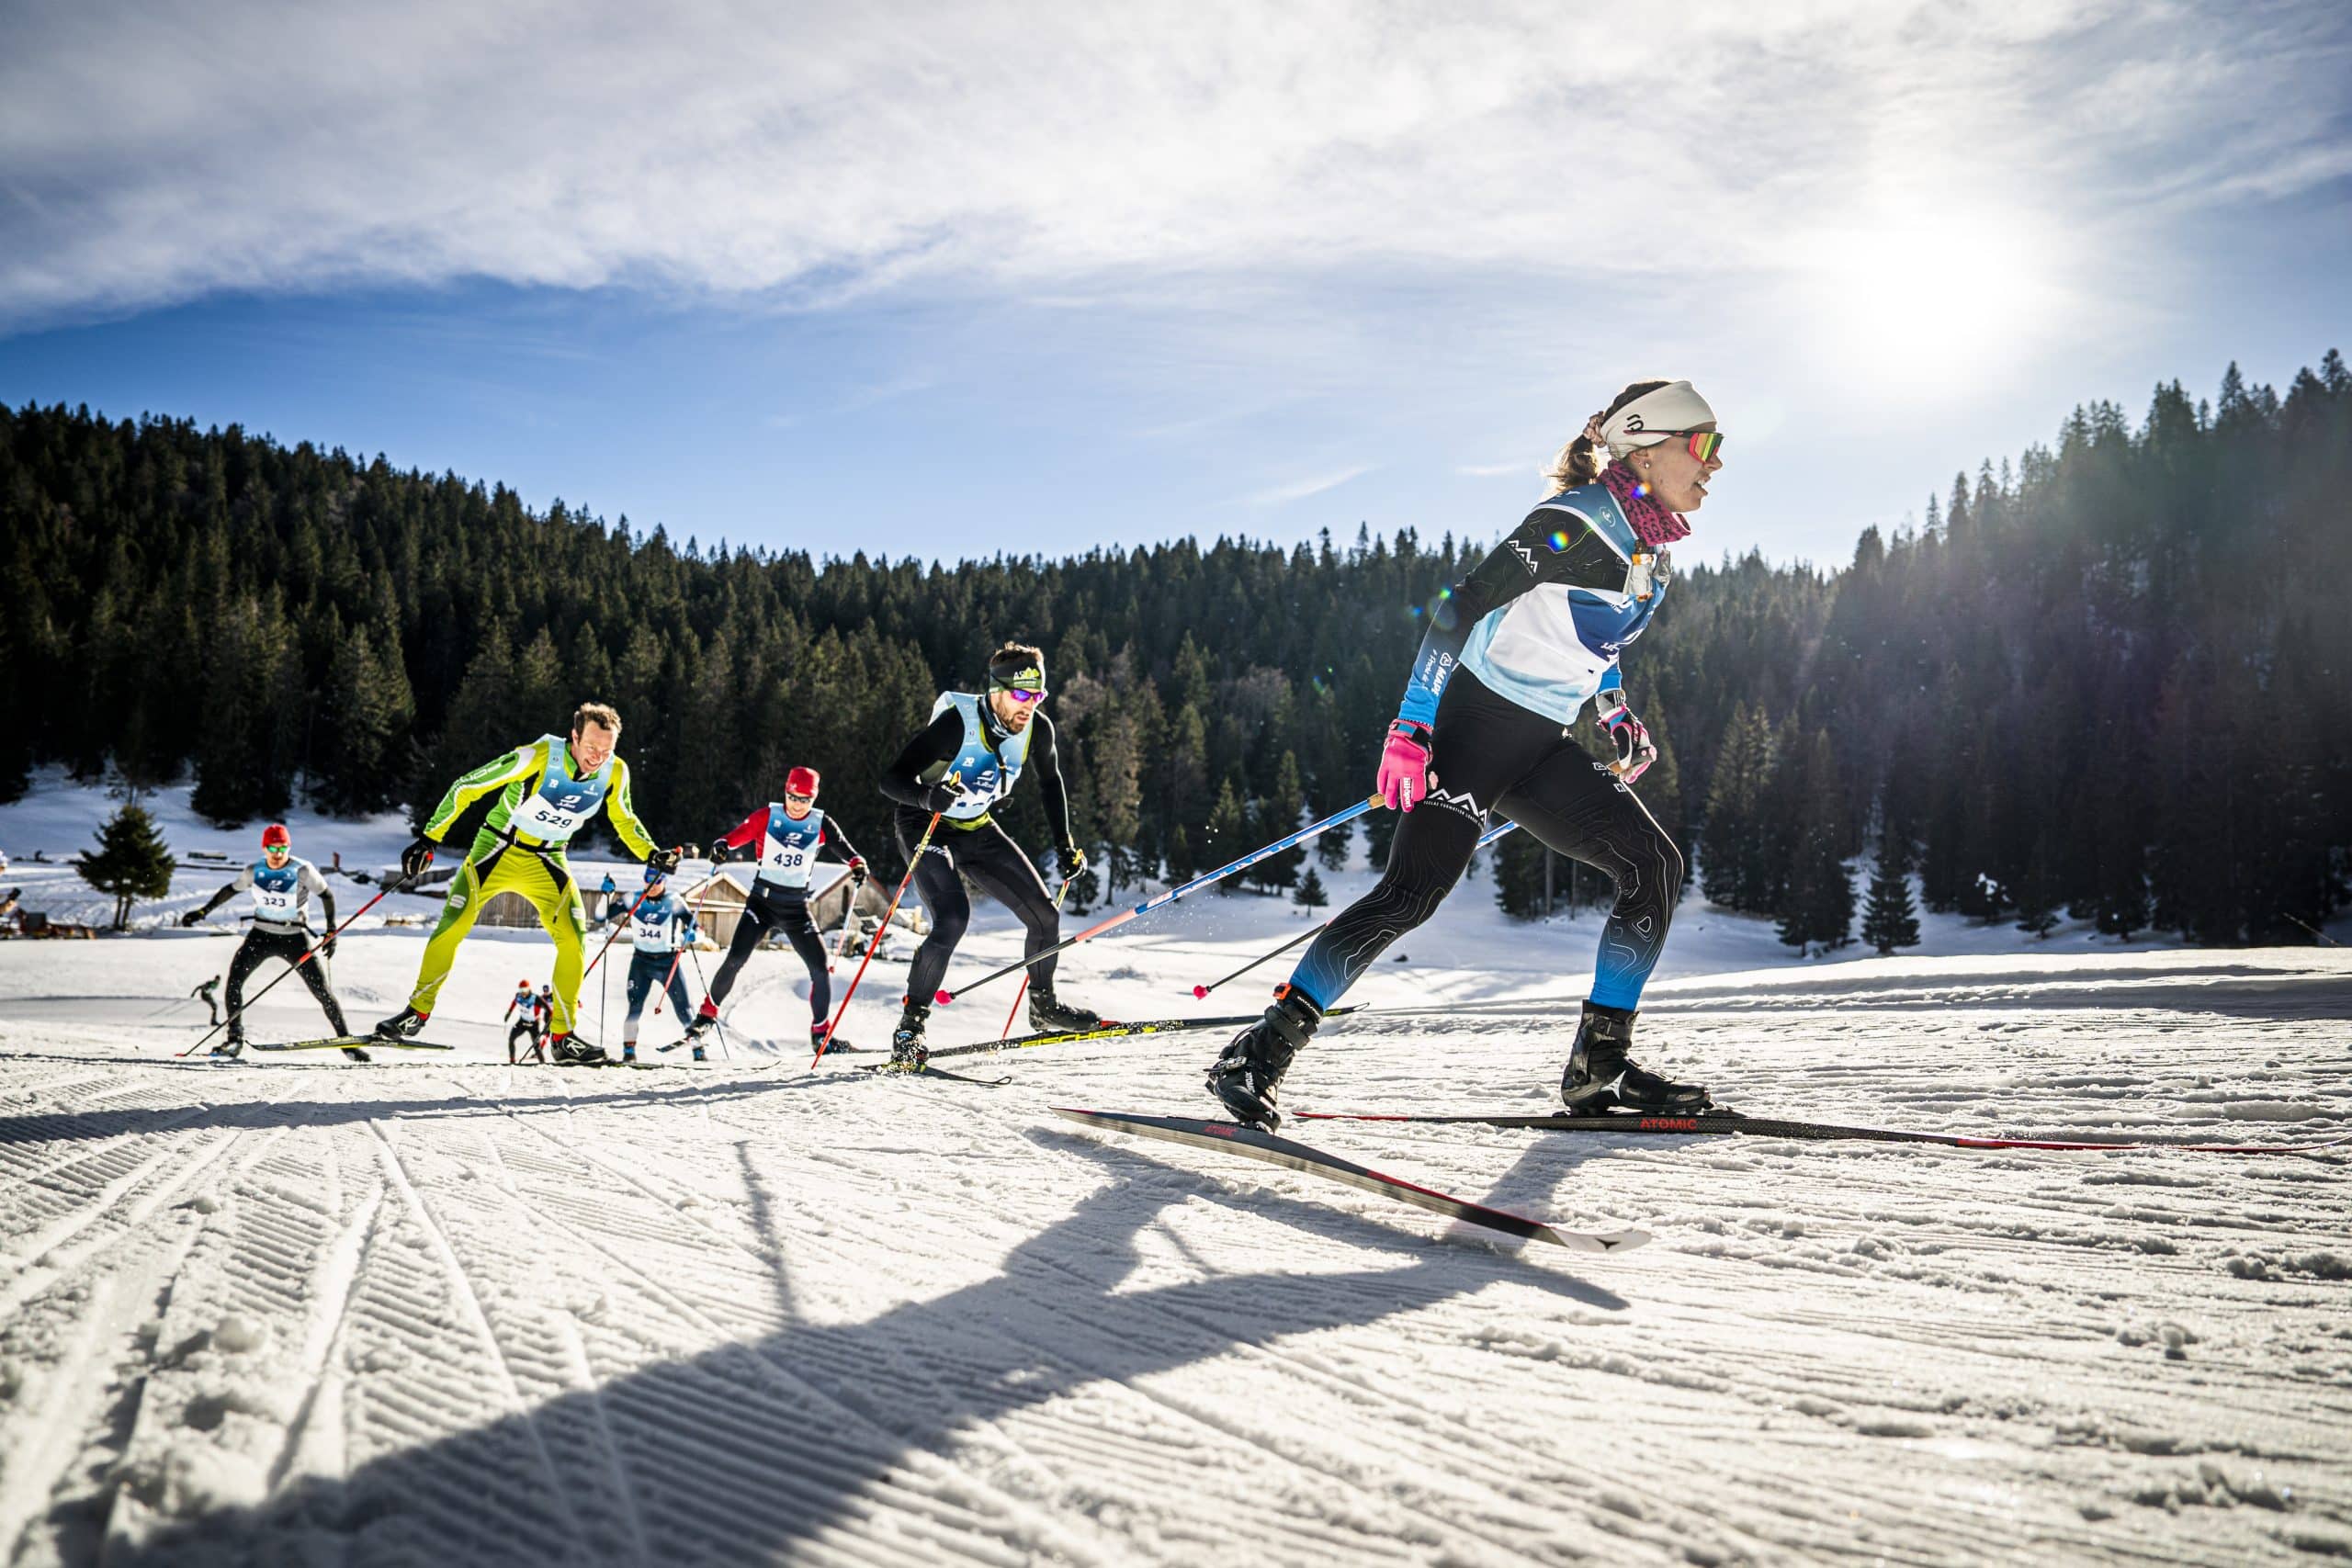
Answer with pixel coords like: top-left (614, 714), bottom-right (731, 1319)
top-left (1377, 720), bottom-right (1434, 811)
top-left (1594, 693), bottom-right (1657, 784)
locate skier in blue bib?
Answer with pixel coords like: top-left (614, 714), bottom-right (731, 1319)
top-left (180, 823), bottom-right (362, 1060)
top-left (598, 861), bottom-right (704, 1062)
top-left (696, 765), bottom-right (870, 1053)
top-left (1207, 379), bottom-right (1724, 1131)
top-left (878, 643), bottom-right (1098, 1065)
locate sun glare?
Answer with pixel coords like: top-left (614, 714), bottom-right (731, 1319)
top-left (1801, 210), bottom-right (2058, 397)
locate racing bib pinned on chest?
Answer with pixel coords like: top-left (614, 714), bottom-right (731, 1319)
top-left (507, 736), bottom-right (615, 841)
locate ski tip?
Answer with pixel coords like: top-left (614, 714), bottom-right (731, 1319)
top-left (934, 989), bottom-right (955, 1006)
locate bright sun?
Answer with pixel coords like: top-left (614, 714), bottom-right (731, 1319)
top-left (1801, 210), bottom-right (2060, 396)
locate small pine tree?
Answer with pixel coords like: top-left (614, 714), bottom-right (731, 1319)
top-left (76, 800), bottom-right (177, 930)
top-left (1492, 826), bottom-right (1550, 919)
top-left (1205, 779), bottom-right (1246, 896)
top-left (1316, 813), bottom-right (1352, 872)
top-left (1859, 835), bottom-right (1920, 955)
top-left (2013, 829), bottom-right (2063, 939)
top-left (1295, 865), bottom-right (1328, 911)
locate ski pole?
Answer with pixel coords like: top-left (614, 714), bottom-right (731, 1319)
top-left (814, 811), bottom-right (942, 1068)
top-left (179, 863), bottom-right (422, 1056)
top-left (582, 882), bottom-right (659, 981)
top-left (1186, 820), bottom-right (1520, 999)
top-left (684, 941), bottom-right (731, 1061)
top-left (936, 794), bottom-right (1382, 1007)
top-left (1000, 876), bottom-right (1076, 1037)
top-left (654, 867), bottom-right (723, 1016)
top-left (826, 874), bottom-right (867, 973)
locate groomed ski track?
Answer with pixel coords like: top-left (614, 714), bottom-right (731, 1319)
top-left (1, 942), bottom-right (2348, 1565)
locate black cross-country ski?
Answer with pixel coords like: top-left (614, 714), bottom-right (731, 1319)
top-left (923, 1005), bottom-right (1363, 1064)
top-left (251, 1036), bottom-right (456, 1053)
top-left (857, 1062), bottom-right (1012, 1087)
top-left (1293, 1109), bottom-right (2352, 1156)
top-left (1054, 1108), bottom-right (1650, 1253)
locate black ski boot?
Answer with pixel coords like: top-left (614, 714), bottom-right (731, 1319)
top-left (373, 1006), bottom-right (429, 1043)
top-left (1027, 987), bottom-right (1102, 1032)
top-left (1560, 1002), bottom-right (1710, 1113)
top-left (691, 1044), bottom-right (708, 1063)
top-left (551, 1033), bottom-right (608, 1066)
top-left (1205, 985), bottom-right (1322, 1131)
top-left (210, 1023), bottom-right (245, 1060)
top-left (811, 1022), bottom-right (852, 1055)
top-left (889, 1001), bottom-right (931, 1068)
top-left (684, 1010), bottom-right (718, 1044)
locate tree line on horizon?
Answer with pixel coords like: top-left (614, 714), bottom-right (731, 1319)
top-left (5, 349), bottom-right (2346, 951)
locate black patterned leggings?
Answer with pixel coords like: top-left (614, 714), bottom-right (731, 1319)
top-left (1290, 667), bottom-right (1683, 1012)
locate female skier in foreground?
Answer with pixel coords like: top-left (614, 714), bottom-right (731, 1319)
top-left (1207, 378), bottom-right (1724, 1130)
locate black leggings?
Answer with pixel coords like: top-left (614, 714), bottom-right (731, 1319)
top-left (226, 927), bottom-right (348, 1035)
top-left (898, 811), bottom-right (1062, 1007)
top-left (705, 882), bottom-right (831, 1025)
top-left (1291, 667), bottom-right (1683, 1012)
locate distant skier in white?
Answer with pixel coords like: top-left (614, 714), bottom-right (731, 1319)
top-left (180, 823), bottom-right (364, 1060)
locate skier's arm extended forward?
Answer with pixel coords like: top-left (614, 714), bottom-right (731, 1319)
top-left (600, 757), bottom-right (658, 860)
top-left (422, 745), bottom-right (537, 841)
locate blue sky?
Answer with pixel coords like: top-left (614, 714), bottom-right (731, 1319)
top-left (3, 0), bottom-right (2346, 570)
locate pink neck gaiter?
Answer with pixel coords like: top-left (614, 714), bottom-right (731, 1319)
top-left (1601, 459), bottom-right (1690, 547)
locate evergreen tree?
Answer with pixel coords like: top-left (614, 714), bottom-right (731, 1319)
top-left (1859, 833), bottom-right (1920, 955)
top-left (1702, 703), bottom-right (1773, 910)
top-left (1493, 827), bottom-right (1550, 920)
top-left (76, 799), bottom-right (177, 930)
top-left (1255, 750), bottom-right (1307, 893)
top-left (1204, 779), bottom-right (1247, 894)
top-left (1295, 864), bottom-right (1328, 911)
top-left (1316, 813), bottom-right (1352, 872)
top-left (1776, 732), bottom-right (1853, 953)
top-left (2012, 826), bottom-right (2064, 938)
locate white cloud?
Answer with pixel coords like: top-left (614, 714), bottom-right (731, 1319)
top-left (0, 0), bottom-right (2344, 333)
top-left (1241, 464), bottom-right (1374, 508)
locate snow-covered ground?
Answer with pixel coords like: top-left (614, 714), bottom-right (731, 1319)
top-left (3, 773), bottom-right (2348, 1565)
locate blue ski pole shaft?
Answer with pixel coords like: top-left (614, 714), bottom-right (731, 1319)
top-left (937, 794), bottom-right (1383, 1005)
top-left (1186, 819), bottom-right (1517, 999)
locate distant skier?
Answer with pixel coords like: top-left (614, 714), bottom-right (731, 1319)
top-left (179, 823), bottom-right (363, 1060)
top-left (878, 644), bottom-right (1097, 1065)
top-left (693, 766), bottom-right (868, 1054)
top-left (602, 862), bottom-right (705, 1062)
top-left (190, 975), bottom-right (221, 1025)
top-left (1207, 379), bottom-right (1724, 1129)
top-left (503, 978), bottom-right (547, 1064)
top-left (372, 702), bottom-right (687, 1065)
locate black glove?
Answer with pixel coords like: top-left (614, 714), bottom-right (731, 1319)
top-left (1058, 842), bottom-right (1088, 877)
top-left (179, 908), bottom-right (205, 928)
top-left (648, 846), bottom-right (683, 875)
top-left (921, 783), bottom-right (962, 815)
top-left (320, 932), bottom-right (338, 960)
top-left (400, 837), bottom-right (436, 881)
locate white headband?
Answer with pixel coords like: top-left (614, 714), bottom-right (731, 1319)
top-left (1586, 380), bottom-right (1717, 458)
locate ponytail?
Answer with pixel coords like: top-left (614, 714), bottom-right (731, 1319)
top-left (1545, 378), bottom-right (1671, 494)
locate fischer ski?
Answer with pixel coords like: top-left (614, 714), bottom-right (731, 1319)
top-left (857, 1062), bottom-right (1012, 1087)
top-left (924, 1005), bottom-right (1363, 1064)
top-left (1054, 1108), bottom-right (1650, 1253)
top-left (1294, 1109), bottom-right (2352, 1155)
top-left (250, 1036), bottom-right (456, 1053)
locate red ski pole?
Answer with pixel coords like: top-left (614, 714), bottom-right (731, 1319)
top-left (813, 812), bottom-right (941, 1068)
top-left (1000, 875), bottom-right (1076, 1038)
